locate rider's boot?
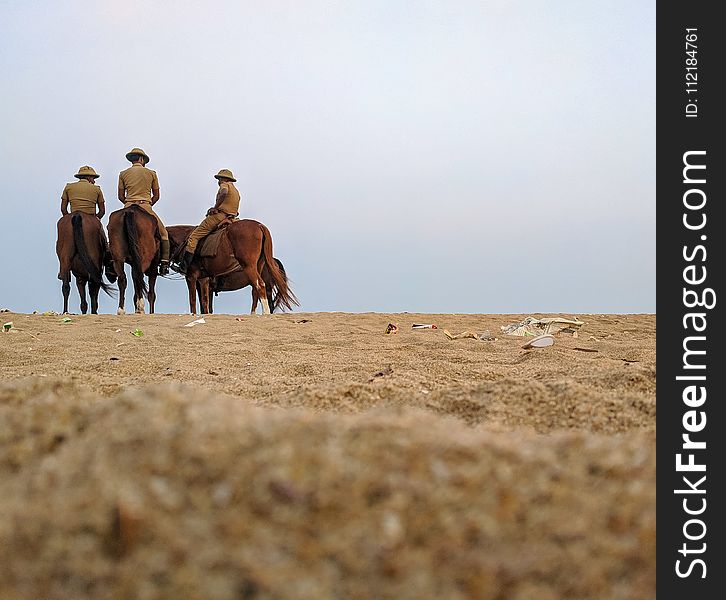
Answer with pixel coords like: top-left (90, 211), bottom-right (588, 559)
top-left (159, 240), bottom-right (170, 276)
top-left (178, 251), bottom-right (195, 275)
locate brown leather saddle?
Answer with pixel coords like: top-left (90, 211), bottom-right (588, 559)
top-left (194, 217), bottom-right (241, 276)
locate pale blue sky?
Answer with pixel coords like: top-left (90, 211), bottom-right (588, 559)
top-left (0, 1), bottom-right (655, 314)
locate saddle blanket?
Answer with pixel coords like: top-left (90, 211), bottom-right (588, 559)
top-left (198, 227), bottom-right (229, 258)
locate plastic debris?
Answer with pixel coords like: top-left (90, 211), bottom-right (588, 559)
top-left (42, 311), bottom-right (60, 316)
top-left (184, 318), bottom-right (206, 327)
top-left (478, 331), bottom-right (498, 341)
top-left (443, 330), bottom-right (478, 340)
top-left (412, 324), bottom-right (438, 329)
top-left (501, 317), bottom-right (585, 337)
top-left (522, 334), bottom-right (554, 349)
top-left (131, 328), bottom-right (144, 337)
top-left (60, 317), bottom-right (73, 323)
top-left (385, 323), bottom-right (398, 334)
top-left (235, 317), bottom-right (245, 322)
top-left (2, 321), bottom-right (13, 332)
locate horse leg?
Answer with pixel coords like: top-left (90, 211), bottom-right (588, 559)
top-left (115, 261), bottom-right (127, 315)
top-left (187, 275), bottom-right (198, 315)
top-left (89, 280), bottom-right (101, 314)
top-left (199, 279), bottom-right (210, 314)
top-left (60, 272), bottom-right (71, 314)
top-left (132, 269), bottom-right (145, 314)
top-left (147, 273), bottom-right (157, 314)
top-left (251, 288), bottom-right (259, 315)
top-left (244, 267), bottom-right (270, 315)
top-left (76, 277), bottom-right (89, 314)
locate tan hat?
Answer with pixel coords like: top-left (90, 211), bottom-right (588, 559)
top-left (214, 168), bottom-right (236, 182)
top-left (74, 165), bottom-right (100, 179)
top-left (125, 147), bottom-right (150, 164)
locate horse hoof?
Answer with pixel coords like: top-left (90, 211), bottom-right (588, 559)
top-left (117, 308), bottom-right (125, 315)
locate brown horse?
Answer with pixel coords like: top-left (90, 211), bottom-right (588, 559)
top-left (107, 205), bottom-right (161, 314)
top-left (203, 257), bottom-right (289, 314)
top-left (56, 212), bottom-right (115, 314)
top-left (167, 221), bottom-right (298, 315)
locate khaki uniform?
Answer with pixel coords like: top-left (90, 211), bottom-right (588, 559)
top-left (118, 164), bottom-right (168, 241)
top-left (186, 182), bottom-right (241, 253)
top-left (62, 180), bottom-right (104, 215)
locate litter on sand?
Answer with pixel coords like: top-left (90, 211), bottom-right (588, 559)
top-left (184, 318), bottom-right (206, 327)
top-left (522, 334), bottom-right (555, 349)
top-left (385, 323), bottom-right (398, 334)
top-left (295, 319), bottom-right (312, 324)
top-left (501, 317), bottom-right (585, 337)
top-left (573, 347), bottom-right (599, 353)
top-left (2, 322), bottom-right (13, 332)
top-left (443, 330), bottom-right (478, 340)
top-left (131, 328), bottom-right (144, 337)
top-left (412, 324), bottom-right (438, 329)
top-left (443, 329), bottom-right (498, 341)
top-left (60, 317), bottom-right (73, 324)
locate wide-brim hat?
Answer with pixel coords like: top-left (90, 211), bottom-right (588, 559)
top-left (125, 147), bottom-right (150, 164)
top-left (74, 165), bottom-right (100, 179)
top-left (214, 168), bottom-right (236, 182)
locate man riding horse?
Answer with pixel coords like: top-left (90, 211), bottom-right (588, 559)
top-left (118, 148), bottom-right (171, 275)
top-left (176, 168), bottom-right (240, 274)
top-left (61, 165), bottom-right (105, 219)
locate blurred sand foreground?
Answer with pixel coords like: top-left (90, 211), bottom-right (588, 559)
top-left (0, 312), bottom-right (655, 599)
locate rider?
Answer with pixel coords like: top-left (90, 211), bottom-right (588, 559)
top-left (118, 147), bottom-right (170, 275)
top-left (61, 166), bottom-right (105, 218)
top-left (177, 169), bottom-right (241, 274)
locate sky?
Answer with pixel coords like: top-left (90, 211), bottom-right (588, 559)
top-left (0, 0), bottom-right (655, 314)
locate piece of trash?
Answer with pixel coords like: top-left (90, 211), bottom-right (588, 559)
top-left (502, 317), bottom-right (585, 337)
top-left (109, 357), bottom-right (120, 361)
top-left (412, 323), bottom-right (438, 329)
top-left (572, 347), bottom-right (598, 353)
top-left (478, 331), bottom-right (498, 341)
top-left (386, 323), bottom-right (398, 334)
top-left (0, 308), bottom-right (10, 313)
top-left (235, 317), bottom-right (244, 322)
top-left (60, 317), bottom-right (72, 323)
top-left (2, 322), bottom-right (13, 332)
top-left (444, 329), bottom-right (478, 340)
top-left (522, 334), bottom-right (555, 349)
top-left (42, 311), bottom-right (60, 316)
top-left (371, 365), bottom-right (393, 380)
top-left (131, 328), bottom-right (144, 337)
top-left (184, 318), bottom-right (206, 327)
top-left (115, 329), bottom-right (122, 333)
top-left (295, 319), bottom-right (312, 324)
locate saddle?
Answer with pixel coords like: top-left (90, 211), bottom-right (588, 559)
top-left (198, 220), bottom-right (233, 258)
top-left (192, 217), bottom-right (241, 277)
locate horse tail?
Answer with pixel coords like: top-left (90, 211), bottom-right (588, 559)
top-left (72, 214), bottom-right (114, 296)
top-left (123, 209), bottom-right (148, 297)
top-left (260, 225), bottom-right (299, 311)
top-left (269, 258), bottom-right (287, 313)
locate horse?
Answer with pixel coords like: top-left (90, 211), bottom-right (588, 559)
top-left (56, 212), bottom-right (115, 314)
top-left (107, 205), bottom-right (161, 314)
top-left (167, 221), bottom-right (298, 315)
top-left (203, 258), bottom-right (289, 314)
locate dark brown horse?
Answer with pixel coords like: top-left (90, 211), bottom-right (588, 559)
top-left (107, 205), bottom-right (161, 314)
top-left (167, 221), bottom-right (298, 315)
top-left (56, 212), bottom-right (115, 314)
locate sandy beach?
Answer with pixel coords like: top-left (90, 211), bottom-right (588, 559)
top-left (0, 311), bottom-right (655, 599)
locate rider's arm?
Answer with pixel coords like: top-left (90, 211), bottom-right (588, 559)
top-left (97, 188), bottom-right (105, 220)
top-left (214, 185), bottom-right (228, 209)
top-left (117, 174), bottom-right (125, 203)
top-left (60, 187), bottom-right (69, 216)
top-left (151, 171), bottom-right (160, 205)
